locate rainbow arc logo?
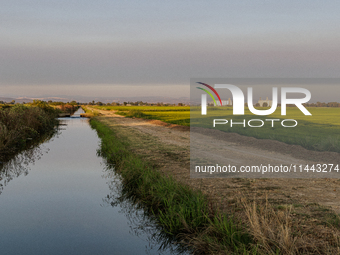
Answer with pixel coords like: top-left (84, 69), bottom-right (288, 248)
top-left (196, 82), bottom-right (222, 106)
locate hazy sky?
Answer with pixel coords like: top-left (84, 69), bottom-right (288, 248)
top-left (1, 1), bottom-right (340, 100)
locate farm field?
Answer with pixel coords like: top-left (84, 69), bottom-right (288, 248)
top-left (92, 105), bottom-right (191, 126)
top-left (191, 106), bottom-right (340, 152)
top-left (92, 105), bottom-right (340, 153)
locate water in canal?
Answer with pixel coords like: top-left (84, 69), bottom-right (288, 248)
top-left (0, 108), bottom-right (186, 255)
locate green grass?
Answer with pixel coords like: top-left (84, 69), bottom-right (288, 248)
top-left (82, 106), bottom-right (100, 117)
top-left (270, 107), bottom-right (340, 126)
top-left (92, 105), bottom-right (340, 153)
top-left (90, 117), bottom-right (254, 254)
top-left (116, 109), bottom-right (190, 126)
top-left (191, 106), bottom-right (340, 153)
top-left (92, 105), bottom-right (190, 126)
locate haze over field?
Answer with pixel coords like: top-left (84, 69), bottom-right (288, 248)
top-left (1, 1), bottom-right (340, 102)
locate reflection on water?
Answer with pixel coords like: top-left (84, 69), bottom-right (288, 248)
top-left (0, 145), bottom-right (46, 194)
top-left (0, 108), bottom-right (189, 255)
top-left (101, 166), bottom-right (190, 255)
top-left (0, 128), bottom-right (62, 195)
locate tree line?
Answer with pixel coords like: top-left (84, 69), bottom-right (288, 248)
top-left (86, 101), bottom-right (186, 106)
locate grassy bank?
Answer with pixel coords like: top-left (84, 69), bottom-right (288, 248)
top-left (0, 102), bottom-right (60, 161)
top-left (90, 117), bottom-right (254, 254)
top-left (81, 106), bottom-right (101, 117)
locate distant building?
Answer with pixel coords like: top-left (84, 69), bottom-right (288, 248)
top-left (209, 97), bottom-right (272, 107)
top-left (210, 98), bottom-right (232, 106)
top-left (258, 97), bottom-right (272, 107)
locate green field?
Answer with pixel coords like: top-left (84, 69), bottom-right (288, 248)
top-left (93, 105), bottom-right (340, 153)
top-left (191, 106), bottom-right (340, 152)
top-left (93, 105), bottom-right (191, 126)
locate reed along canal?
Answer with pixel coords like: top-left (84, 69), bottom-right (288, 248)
top-left (0, 108), bottom-right (183, 255)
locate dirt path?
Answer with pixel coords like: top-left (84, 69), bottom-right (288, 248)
top-left (90, 107), bottom-right (340, 215)
top-left (89, 107), bottom-right (340, 213)
top-left (87, 107), bottom-right (340, 249)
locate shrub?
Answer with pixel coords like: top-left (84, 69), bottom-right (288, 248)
top-left (0, 104), bottom-right (59, 161)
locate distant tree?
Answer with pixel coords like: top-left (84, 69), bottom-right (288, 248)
top-left (262, 102), bottom-right (268, 107)
top-left (316, 102), bottom-right (326, 107)
top-left (50, 101), bottom-right (64, 106)
top-left (10, 100), bottom-right (15, 104)
top-left (327, 102), bottom-right (339, 107)
top-left (255, 103), bottom-right (260, 107)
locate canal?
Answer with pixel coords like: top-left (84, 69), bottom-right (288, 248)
top-left (0, 108), bottom-right (185, 255)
